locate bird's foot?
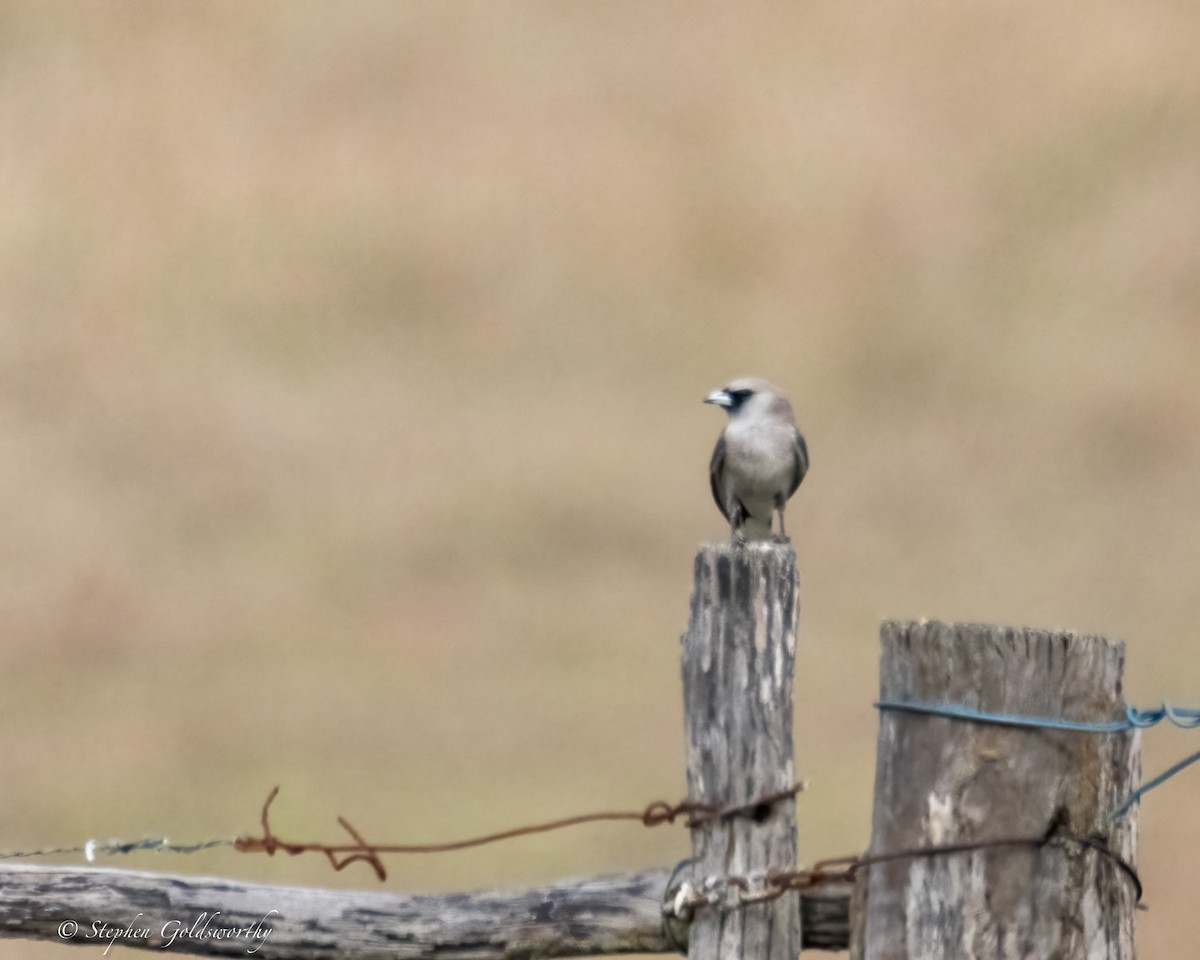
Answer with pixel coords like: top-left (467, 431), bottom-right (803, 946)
top-left (772, 534), bottom-right (791, 545)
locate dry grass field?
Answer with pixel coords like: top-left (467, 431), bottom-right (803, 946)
top-left (3, 3), bottom-right (1200, 956)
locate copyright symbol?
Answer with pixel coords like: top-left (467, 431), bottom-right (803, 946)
top-left (58, 919), bottom-right (78, 939)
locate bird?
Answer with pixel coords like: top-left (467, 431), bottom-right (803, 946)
top-left (704, 378), bottom-right (809, 543)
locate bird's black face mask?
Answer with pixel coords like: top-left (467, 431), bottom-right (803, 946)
top-left (723, 388), bottom-right (754, 414)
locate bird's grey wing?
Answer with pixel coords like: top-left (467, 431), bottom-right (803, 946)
top-left (788, 430), bottom-right (809, 497)
top-left (709, 434), bottom-right (731, 522)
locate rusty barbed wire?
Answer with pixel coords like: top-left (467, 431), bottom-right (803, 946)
top-left (0, 782), bottom-right (1141, 914)
top-left (663, 830), bottom-right (1144, 922)
top-left (232, 783), bottom-right (805, 881)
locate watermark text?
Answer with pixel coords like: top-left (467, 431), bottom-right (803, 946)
top-left (57, 911), bottom-right (275, 955)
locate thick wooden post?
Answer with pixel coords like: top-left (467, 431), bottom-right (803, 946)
top-left (680, 543), bottom-right (801, 960)
top-left (853, 620), bottom-right (1140, 960)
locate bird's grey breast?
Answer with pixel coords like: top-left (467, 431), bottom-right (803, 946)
top-left (722, 420), bottom-right (797, 494)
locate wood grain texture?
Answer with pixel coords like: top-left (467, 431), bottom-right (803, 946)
top-left (0, 863), bottom-right (852, 956)
top-left (854, 620), bottom-right (1140, 960)
top-left (680, 543), bottom-right (801, 960)
top-left (0, 865), bottom-right (682, 959)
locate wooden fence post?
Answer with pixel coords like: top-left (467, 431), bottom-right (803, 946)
top-left (680, 543), bottom-right (802, 960)
top-left (853, 620), bottom-right (1140, 960)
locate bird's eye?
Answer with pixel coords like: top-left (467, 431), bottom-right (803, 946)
top-left (729, 389), bottom-right (753, 400)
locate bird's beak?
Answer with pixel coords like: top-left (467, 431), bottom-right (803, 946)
top-left (704, 389), bottom-right (733, 408)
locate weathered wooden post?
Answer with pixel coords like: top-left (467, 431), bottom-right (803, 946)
top-left (853, 620), bottom-right (1141, 960)
top-left (680, 543), bottom-right (802, 960)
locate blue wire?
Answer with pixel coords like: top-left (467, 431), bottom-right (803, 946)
top-left (876, 700), bottom-right (1127, 732)
top-left (876, 699), bottom-right (1200, 732)
top-left (1113, 749), bottom-right (1200, 819)
top-left (1126, 703), bottom-right (1200, 729)
top-left (875, 699), bottom-right (1200, 818)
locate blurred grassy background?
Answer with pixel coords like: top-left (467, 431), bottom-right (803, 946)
top-left (2, 2), bottom-right (1199, 956)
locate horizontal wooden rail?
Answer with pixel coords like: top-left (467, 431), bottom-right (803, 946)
top-left (0, 863), bottom-right (851, 957)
